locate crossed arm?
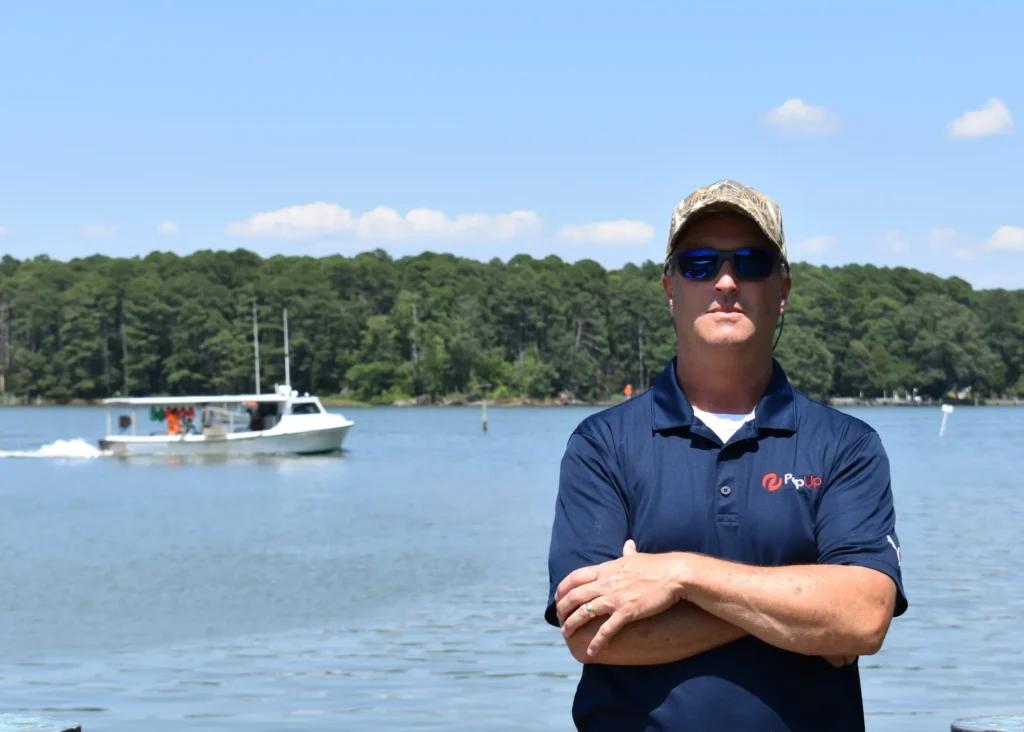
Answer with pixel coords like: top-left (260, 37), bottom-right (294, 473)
top-left (560, 595), bottom-right (747, 666)
top-left (554, 541), bottom-right (897, 666)
top-left (550, 429), bottom-right (903, 667)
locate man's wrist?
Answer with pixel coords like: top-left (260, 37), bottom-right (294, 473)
top-left (669, 552), bottom-right (701, 601)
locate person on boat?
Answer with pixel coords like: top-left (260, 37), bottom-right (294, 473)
top-left (545, 179), bottom-right (907, 731)
top-left (247, 403), bottom-right (261, 431)
top-left (180, 407), bottom-right (195, 434)
top-left (165, 407), bottom-right (180, 435)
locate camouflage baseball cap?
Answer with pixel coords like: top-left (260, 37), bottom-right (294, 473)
top-left (666, 179), bottom-right (787, 263)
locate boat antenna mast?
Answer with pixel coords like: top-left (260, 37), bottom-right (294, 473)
top-left (283, 307), bottom-right (291, 390)
top-left (252, 300), bottom-right (261, 395)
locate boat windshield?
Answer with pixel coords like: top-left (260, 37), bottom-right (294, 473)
top-left (199, 402), bottom-right (281, 434)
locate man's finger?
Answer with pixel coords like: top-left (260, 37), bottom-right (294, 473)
top-left (556, 584), bottom-right (602, 626)
top-left (561, 596), bottom-right (607, 639)
top-left (623, 539), bottom-right (637, 556)
top-left (556, 566), bottom-right (600, 601)
top-left (587, 610), bottom-right (629, 657)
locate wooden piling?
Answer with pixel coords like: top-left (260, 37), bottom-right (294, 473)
top-left (480, 382), bottom-right (491, 433)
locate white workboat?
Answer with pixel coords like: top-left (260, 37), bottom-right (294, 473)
top-left (99, 385), bottom-right (353, 457)
top-left (98, 306), bottom-right (354, 457)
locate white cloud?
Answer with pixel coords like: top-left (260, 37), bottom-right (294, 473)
top-left (762, 98), bottom-right (840, 136)
top-left (555, 220), bottom-right (654, 245)
top-left (953, 249), bottom-right (977, 261)
top-left (798, 236), bottom-right (836, 255)
top-left (947, 98), bottom-right (1014, 139)
top-left (80, 223), bottom-right (118, 239)
top-left (157, 220), bottom-right (179, 236)
top-left (986, 225), bottom-right (1024, 252)
top-left (0, 226), bottom-right (7, 237)
top-left (225, 202), bottom-right (543, 241)
top-left (880, 230), bottom-right (910, 253)
top-left (926, 228), bottom-right (957, 248)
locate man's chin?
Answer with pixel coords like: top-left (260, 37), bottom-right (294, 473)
top-left (694, 326), bottom-right (757, 348)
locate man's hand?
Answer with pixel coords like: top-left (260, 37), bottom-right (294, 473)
top-left (556, 540), bottom-right (689, 658)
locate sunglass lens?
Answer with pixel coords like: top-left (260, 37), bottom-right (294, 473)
top-left (680, 252), bottom-right (720, 279)
top-left (735, 250), bottom-right (776, 278)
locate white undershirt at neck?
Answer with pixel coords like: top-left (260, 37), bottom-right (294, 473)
top-left (692, 407), bottom-right (755, 443)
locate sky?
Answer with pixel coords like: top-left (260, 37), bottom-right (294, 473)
top-left (1, 1), bottom-right (1023, 289)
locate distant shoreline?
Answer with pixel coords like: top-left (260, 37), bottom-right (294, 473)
top-left (827, 397), bottom-right (1023, 408)
top-left (0, 397), bottom-right (622, 408)
top-left (1, 396), bottom-right (1021, 408)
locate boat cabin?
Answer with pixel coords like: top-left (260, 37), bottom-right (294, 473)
top-left (102, 386), bottom-right (328, 438)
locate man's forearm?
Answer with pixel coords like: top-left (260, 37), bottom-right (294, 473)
top-left (683, 556), bottom-right (896, 657)
top-left (566, 601), bottom-right (746, 665)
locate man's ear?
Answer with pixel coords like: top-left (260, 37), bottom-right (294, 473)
top-left (779, 273), bottom-right (792, 314)
top-left (661, 273), bottom-right (675, 310)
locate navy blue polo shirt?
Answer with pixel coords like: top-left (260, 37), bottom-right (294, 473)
top-left (545, 357), bottom-right (907, 732)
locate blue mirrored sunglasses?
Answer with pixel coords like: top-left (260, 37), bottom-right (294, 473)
top-left (665, 248), bottom-right (780, 280)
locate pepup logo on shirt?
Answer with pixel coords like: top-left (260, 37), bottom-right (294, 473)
top-left (762, 472), bottom-right (822, 492)
top-left (761, 472), bottom-right (783, 491)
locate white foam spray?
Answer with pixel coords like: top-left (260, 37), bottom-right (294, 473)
top-left (0, 438), bottom-right (109, 459)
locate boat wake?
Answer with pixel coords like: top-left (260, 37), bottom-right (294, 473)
top-left (0, 438), bottom-right (110, 459)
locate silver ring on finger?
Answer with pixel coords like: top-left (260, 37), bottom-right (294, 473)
top-left (583, 601), bottom-right (596, 619)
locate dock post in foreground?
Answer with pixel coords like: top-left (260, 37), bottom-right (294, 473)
top-left (952, 716), bottom-right (1024, 732)
top-left (0, 715), bottom-right (81, 732)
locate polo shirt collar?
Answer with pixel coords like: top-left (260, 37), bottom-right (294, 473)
top-left (651, 358), bottom-right (695, 431)
top-left (651, 356), bottom-right (797, 434)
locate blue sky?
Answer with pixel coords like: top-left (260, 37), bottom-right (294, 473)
top-left (2, 1), bottom-right (1022, 289)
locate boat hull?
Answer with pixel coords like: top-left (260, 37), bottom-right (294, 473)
top-left (99, 422), bottom-right (352, 457)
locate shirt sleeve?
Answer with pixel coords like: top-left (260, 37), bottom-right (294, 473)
top-left (815, 430), bottom-right (908, 617)
top-left (544, 429), bottom-right (630, 627)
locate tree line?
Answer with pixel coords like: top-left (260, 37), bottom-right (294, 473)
top-left (0, 249), bottom-right (1020, 404)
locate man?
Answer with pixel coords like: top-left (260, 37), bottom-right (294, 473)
top-left (545, 180), bottom-right (907, 731)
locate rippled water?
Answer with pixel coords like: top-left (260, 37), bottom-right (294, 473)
top-left (1, 404), bottom-right (1022, 730)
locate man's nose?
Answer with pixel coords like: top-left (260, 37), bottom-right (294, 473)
top-left (715, 262), bottom-right (739, 292)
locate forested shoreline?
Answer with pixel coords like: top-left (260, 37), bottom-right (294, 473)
top-left (0, 249), bottom-right (1020, 405)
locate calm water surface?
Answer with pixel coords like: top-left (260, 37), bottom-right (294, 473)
top-left (0, 404), bottom-right (1022, 730)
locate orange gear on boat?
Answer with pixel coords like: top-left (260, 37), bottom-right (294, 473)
top-left (166, 408), bottom-right (180, 435)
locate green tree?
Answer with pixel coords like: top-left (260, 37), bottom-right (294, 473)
top-left (893, 295), bottom-right (1004, 398)
top-left (774, 325), bottom-right (835, 399)
top-left (0, 248), bottom-right (1019, 405)
top-left (834, 340), bottom-right (877, 396)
